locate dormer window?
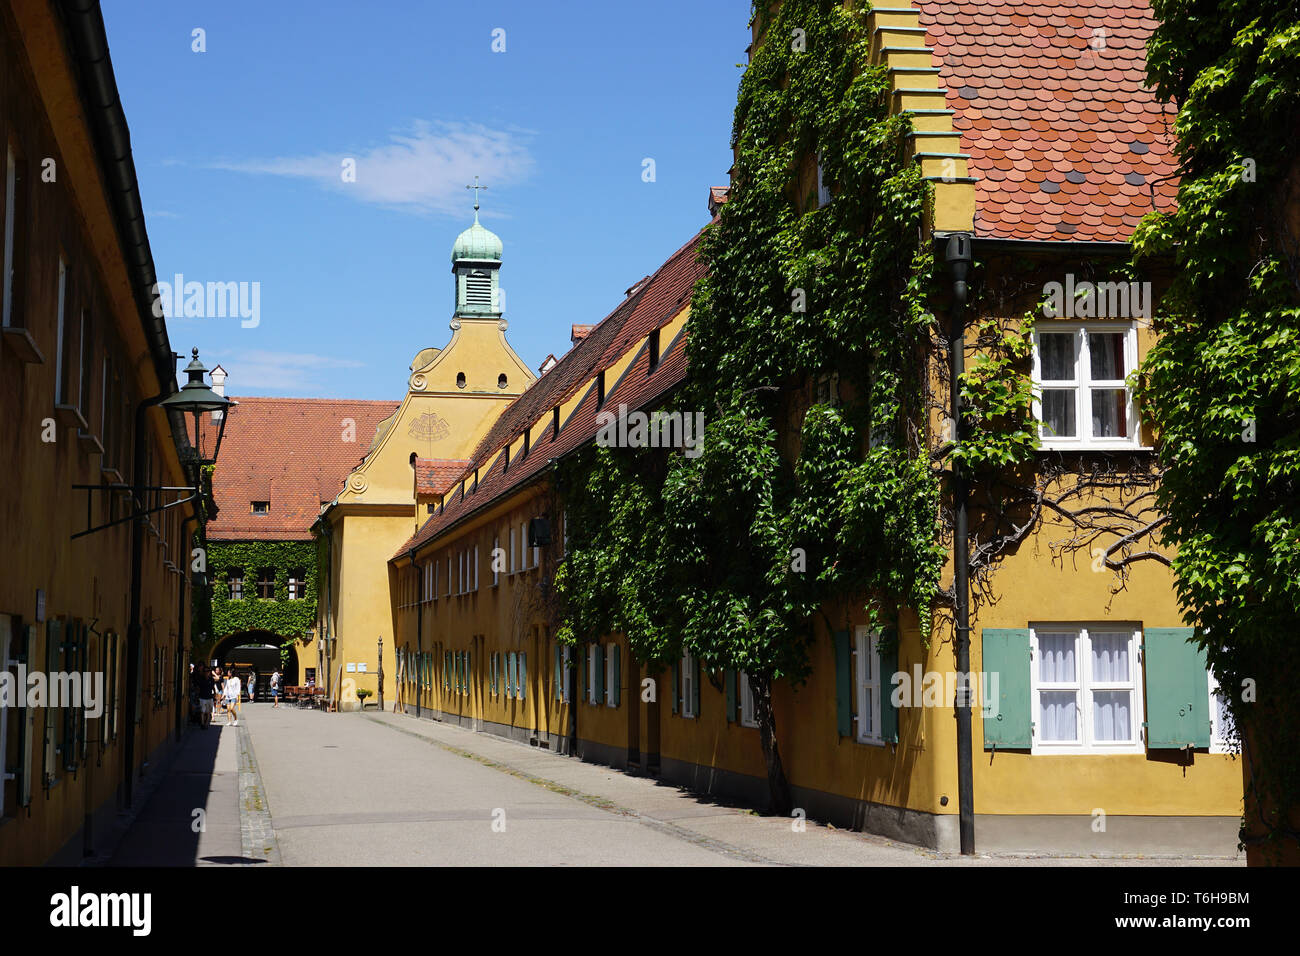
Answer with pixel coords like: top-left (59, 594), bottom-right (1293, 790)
top-left (648, 328), bottom-right (661, 373)
top-left (251, 500), bottom-right (270, 515)
top-left (498, 373), bottom-right (508, 389)
top-left (456, 372), bottom-right (466, 389)
top-left (596, 370), bottom-right (606, 408)
top-left (521, 430), bottom-right (530, 459)
top-left (552, 407), bottom-right (560, 437)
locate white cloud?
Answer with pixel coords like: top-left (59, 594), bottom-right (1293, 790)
top-left (208, 120), bottom-right (534, 215)
top-left (204, 350), bottom-right (365, 395)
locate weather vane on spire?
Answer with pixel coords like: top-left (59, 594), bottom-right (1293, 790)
top-left (466, 176), bottom-right (488, 217)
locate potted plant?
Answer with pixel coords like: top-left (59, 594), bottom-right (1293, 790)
top-left (356, 688), bottom-right (373, 710)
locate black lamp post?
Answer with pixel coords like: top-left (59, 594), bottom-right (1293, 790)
top-left (121, 348), bottom-right (233, 807)
top-left (377, 636), bottom-right (384, 712)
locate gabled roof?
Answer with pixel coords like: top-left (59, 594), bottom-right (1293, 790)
top-left (394, 230), bottom-right (706, 560)
top-left (203, 397), bottom-right (399, 541)
top-left (415, 458), bottom-right (470, 497)
top-left (915, 0), bottom-right (1178, 241)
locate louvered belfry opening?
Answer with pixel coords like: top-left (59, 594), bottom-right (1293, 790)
top-left (465, 270), bottom-right (492, 307)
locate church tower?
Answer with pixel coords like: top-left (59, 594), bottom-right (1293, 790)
top-left (452, 204), bottom-right (504, 318)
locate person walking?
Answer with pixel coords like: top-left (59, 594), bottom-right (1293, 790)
top-left (212, 667), bottom-right (224, 721)
top-left (224, 671), bottom-right (242, 726)
top-left (197, 665), bottom-right (215, 729)
top-left (247, 669), bottom-right (258, 704)
top-left (270, 669), bottom-right (282, 708)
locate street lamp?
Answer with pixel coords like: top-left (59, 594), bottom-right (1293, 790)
top-left (377, 636), bottom-right (384, 712)
top-left (160, 348), bottom-right (234, 466)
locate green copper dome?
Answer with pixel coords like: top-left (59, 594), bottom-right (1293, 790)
top-left (451, 213), bottom-right (503, 263)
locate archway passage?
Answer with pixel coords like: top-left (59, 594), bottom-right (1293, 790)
top-left (209, 630), bottom-right (300, 697)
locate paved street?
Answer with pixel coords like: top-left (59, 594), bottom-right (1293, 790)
top-left (101, 704), bottom-right (1244, 867)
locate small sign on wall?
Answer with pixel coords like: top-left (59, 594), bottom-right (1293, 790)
top-left (357, 662), bottom-right (367, 673)
top-left (346, 663), bottom-right (356, 673)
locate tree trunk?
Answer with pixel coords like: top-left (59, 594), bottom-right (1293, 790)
top-left (751, 674), bottom-right (793, 815)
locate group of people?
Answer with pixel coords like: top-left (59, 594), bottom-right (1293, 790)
top-left (189, 664), bottom-right (283, 728)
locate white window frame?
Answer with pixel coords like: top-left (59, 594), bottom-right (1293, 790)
top-left (853, 626), bottom-right (884, 745)
top-left (587, 645), bottom-right (598, 704)
top-left (815, 155), bottom-right (831, 207)
top-left (509, 528), bottom-right (516, 574)
top-left (472, 545), bottom-right (479, 591)
top-left (681, 651), bottom-right (696, 719)
top-left (738, 670), bottom-right (758, 729)
top-left (492, 536), bottom-right (500, 586)
top-left (1031, 321), bottom-right (1142, 451)
top-left (1207, 669), bottom-right (1239, 755)
top-left (1029, 624), bottom-right (1145, 755)
top-left (605, 643), bottom-right (616, 707)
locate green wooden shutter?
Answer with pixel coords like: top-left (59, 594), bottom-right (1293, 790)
top-left (671, 658), bottom-right (680, 714)
top-left (610, 645), bottom-right (620, 707)
top-left (1143, 628), bottom-right (1209, 748)
top-left (981, 628), bottom-right (1032, 748)
top-left (692, 655), bottom-right (700, 717)
top-left (519, 652), bottom-right (527, 700)
top-left (878, 629), bottom-right (899, 744)
top-left (834, 629), bottom-right (851, 738)
top-left (594, 645), bottom-right (605, 704)
top-left (725, 669), bottom-right (736, 723)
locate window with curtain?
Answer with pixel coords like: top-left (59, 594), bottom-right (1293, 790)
top-left (1030, 625), bottom-right (1143, 753)
top-left (1032, 322), bottom-right (1138, 449)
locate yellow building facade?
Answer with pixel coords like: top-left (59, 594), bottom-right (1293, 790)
top-left (1, 0), bottom-right (199, 864)
top-left (380, 1), bottom-right (1243, 855)
top-left (315, 211), bottom-right (535, 708)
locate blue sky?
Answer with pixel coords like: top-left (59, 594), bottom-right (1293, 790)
top-left (102, 1), bottom-right (751, 399)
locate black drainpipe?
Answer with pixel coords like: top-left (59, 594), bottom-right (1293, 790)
top-left (944, 234), bottom-right (975, 855)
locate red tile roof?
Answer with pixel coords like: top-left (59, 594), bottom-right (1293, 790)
top-left (203, 397), bottom-right (399, 541)
top-left (570, 324), bottom-right (595, 343)
top-left (394, 230), bottom-right (706, 559)
top-left (415, 458), bottom-right (469, 496)
top-left (914, 0), bottom-right (1178, 241)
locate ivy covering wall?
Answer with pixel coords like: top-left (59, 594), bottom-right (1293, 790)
top-left (206, 540), bottom-right (317, 645)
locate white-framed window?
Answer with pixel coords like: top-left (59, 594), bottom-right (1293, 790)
top-left (472, 545), bottom-right (479, 591)
top-left (739, 671), bottom-right (758, 728)
top-left (1029, 624), bottom-right (1144, 754)
top-left (1207, 669), bottom-right (1239, 755)
top-left (457, 551), bottom-right (464, 594)
top-left (446, 557), bottom-right (451, 597)
top-left (853, 626), bottom-right (883, 745)
top-left (1032, 322), bottom-right (1140, 450)
top-left (681, 651), bottom-right (696, 719)
top-left (815, 154), bottom-right (832, 207)
top-left (587, 645), bottom-right (598, 704)
top-left (492, 536), bottom-right (500, 586)
top-left (519, 522), bottom-right (530, 569)
top-left (558, 645), bottom-right (572, 703)
top-left (509, 527), bottom-right (516, 573)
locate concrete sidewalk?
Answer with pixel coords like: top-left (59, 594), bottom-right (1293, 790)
top-left (99, 719), bottom-right (260, 866)
top-left (363, 709), bottom-right (1243, 867)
